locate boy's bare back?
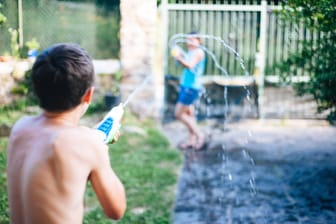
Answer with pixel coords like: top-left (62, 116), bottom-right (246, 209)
top-left (6, 44), bottom-right (126, 223)
top-left (7, 113), bottom-right (125, 223)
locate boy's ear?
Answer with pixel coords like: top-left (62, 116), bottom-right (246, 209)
top-left (82, 87), bottom-right (94, 104)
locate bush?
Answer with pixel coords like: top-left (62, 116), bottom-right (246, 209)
top-left (12, 69), bottom-right (37, 104)
top-left (277, 0), bottom-right (336, 122)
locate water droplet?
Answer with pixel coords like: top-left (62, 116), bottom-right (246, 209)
top-left (246, 95), bottom-right (251, 102)
top-left (249, 178), bottom-right (257, 196)
top-left (242, 149), bottom-right (248, 158)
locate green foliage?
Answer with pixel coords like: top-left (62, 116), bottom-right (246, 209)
top-left (0, 70), bottom-right (38, 127)
top-left (99, 70), bottom-right (123, 95)
top-left (95, 4), bottom-right (120, 59)
top-left (25, 38), bottom-right (40, 50)
top-left (11, 69), bottom-right (38, 104)
top-left (0, 100), bottom-right (25, 126)
top-left (0, 3), bottom-right (7, 25)
top-left (0, 13), bottom-right (6, 25)
top-left (7, 28), bottom-right (20, 59)
top-left (110, 70), bottom-right (123, 94)
top-left (85, 97), bottom-right (106, 115)
top-left (0, 2), bottom-right (40, 59)
top-left (277, 0), bottom-right (336, 122)
top-left (0, 0), bottom-right (120, 59)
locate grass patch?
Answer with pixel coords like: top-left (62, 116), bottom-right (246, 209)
top-left (0, 138), bottom-right (10, 224)
top-left (0, 103), bottom-right (182, 224)
top-left (84, 111), bottom-right (182, 223)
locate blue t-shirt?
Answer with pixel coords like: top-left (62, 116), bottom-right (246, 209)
top-left (180, 48), bottom-right (206, 90)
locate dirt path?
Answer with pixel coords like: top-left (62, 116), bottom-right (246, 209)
top-left (162, 119), bottom-right (336, 224)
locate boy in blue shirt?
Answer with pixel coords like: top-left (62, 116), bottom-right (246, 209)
top-left (173, 33), bottom-right (207, 150)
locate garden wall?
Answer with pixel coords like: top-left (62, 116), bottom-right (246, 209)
top-left (120, 0), bottom-right (164, 119)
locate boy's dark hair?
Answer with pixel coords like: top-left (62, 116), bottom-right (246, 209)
top-left (188, 31), bottom-right (201, 43)
top-left (188, 31), bottom-right (199, 35)
top-left (32, 43), bottom-right (94, 112)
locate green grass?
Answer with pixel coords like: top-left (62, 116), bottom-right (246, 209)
top-left (0, 138), bottom-right (9, 224)
top-left (0, 104), bottom-right (182, 224)
top-left (84, 112), bottom-right (182, 223)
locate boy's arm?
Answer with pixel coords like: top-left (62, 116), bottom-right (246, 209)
top-left (89, 144), bottom-right (126, 220)
top-left (176, 48), bottom-right (204, 70)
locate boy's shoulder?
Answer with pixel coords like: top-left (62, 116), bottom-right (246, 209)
top-left (11, 115), bottom-right (38, 135)
top-left (54, 126), bottom-right (108, 167)
top-left (12, 115), bottom-right (104, 147)
top-left (57, 125), bottom-right (102, 143)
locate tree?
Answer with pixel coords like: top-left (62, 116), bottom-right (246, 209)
top-left (278, 0), bottom-right (336, 123)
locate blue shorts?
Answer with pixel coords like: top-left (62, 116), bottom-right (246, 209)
top-left (178, 86), bottom-right (199, 105)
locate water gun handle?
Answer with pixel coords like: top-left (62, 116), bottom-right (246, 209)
top-left (94, 103), bottom-right (124, 144)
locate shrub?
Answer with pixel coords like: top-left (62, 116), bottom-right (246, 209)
top-left (277, 0), bottom-right (336, 122)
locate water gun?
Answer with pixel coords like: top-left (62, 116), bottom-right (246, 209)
top-left (93, 76), bottom-right (150, 144)
top-left (94, 103), bottom-right (124, 144)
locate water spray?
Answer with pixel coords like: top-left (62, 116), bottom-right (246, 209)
top-left (94, 76), bottom-right (150, 144)
top-left (169, 33), bottom-right (247, 75)
top-left (122, 75), bottom-right (151, 108)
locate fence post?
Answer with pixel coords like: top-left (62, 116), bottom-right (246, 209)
top-left (257, 0), bottom-right (267, 118)
top-left (18, 0), bottom-right (23, 48)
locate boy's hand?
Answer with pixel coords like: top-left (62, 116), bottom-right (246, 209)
top-left (171, 45), bottom-right (184, 60)
top-left (175, 54), bottom-right (183, 62)
top-left (109, 131), bottom-right (121, 144)
top-left (171, 48), bottom-right (180, 58)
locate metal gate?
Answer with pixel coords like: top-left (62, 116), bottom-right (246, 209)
top-left (161, 0), bottom-right (324, 120)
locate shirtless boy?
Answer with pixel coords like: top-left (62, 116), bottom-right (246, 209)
top-left (6, 43), bottom-right (126, 224)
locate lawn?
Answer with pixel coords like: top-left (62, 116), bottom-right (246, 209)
top-left (0, 99), bottom-right (182, 224)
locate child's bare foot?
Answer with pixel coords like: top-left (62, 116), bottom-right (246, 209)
top-left (193, 133), bottom-right (208, 150)
top-left (178, 141), bottom-right (193, 150)
top-left (178, 135), bottom-right (196, 150)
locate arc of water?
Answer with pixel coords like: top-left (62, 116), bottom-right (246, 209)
top-left (171, 33), bottom-right (255, 108)
top-left (168, 33), bottom-right (247, 73)
top-left (172, 39), bottom-right (229, 76)
top-left (169, 33), bottom-right (253, 117)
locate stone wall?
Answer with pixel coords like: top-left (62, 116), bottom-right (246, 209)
top-left (120, 0), bottom-right (163, 119)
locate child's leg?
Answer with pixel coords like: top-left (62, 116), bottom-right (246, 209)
top-left (175, 103), bottom-right (198, 146)
top-left (187, 105), bottom-right (205, 148)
